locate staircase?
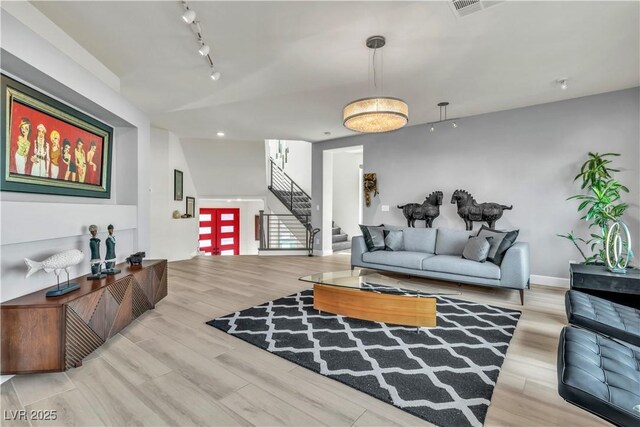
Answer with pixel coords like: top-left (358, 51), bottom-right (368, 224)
top-left (332, 222), bottom-right (351, 252)
top-left (263, 159), bottom-right (319, 254)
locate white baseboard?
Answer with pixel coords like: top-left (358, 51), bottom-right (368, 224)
top-left (530, 274), bottom-right (570, 288)
top-left (259, 250), bottom-right (310, 256)
top-left (313, 249), bottom-right (333, 257)
top-left (0, 375), bottom-right (13, 384)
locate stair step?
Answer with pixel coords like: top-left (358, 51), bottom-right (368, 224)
top-left (332, 241), bottom-right (352, 252)
top-left (332, 233), bottom-right (348, 243)
top-left (332, 227), bottom-right (341, 235)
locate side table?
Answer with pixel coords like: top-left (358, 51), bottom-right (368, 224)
top-left (569, 263), bottom-right (640, 308)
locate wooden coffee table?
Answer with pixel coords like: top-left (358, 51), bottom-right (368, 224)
top-left (299, 270), bottom-right (460, 327)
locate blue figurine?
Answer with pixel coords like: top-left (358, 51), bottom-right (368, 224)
top-left (87, 224), bottom-right (106, 280)
top-left (104, 224), bottom-right (121, 275)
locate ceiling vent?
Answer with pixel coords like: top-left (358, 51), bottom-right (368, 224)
top-left (450, 0), bottom-right (504, 18)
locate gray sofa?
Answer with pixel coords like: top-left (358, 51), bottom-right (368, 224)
top-left (351, 227), bottom-right (530, 304)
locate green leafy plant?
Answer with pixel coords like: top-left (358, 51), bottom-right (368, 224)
top-left (558, 152), bottom-right (629, 264)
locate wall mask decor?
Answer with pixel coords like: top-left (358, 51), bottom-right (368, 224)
top-left (363, 173), bottom-right (378, 207)
top-left (450, 189), bottom-right (513, 230)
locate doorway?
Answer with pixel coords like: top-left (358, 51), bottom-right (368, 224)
top-left (199, 208), bottom-right (240, 255)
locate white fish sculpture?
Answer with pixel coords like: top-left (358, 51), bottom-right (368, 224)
top-left (25, 249), bottom-right (84, 278)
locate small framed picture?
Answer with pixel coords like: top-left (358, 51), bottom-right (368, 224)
top-left (174, 169), bottom-right (183, 201)
top-left (186, 196), bottom-right (195, 217)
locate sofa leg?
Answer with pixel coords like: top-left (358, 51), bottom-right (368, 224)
top-left (519, 289), bottom-right (524, 306)
top-left (351, 265), bottom-right (354, 271)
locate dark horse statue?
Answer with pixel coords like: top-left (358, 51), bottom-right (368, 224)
top-left (397, 191), bottom-right (443, 228)
top-left (451, 189), bottom-right (512, 230)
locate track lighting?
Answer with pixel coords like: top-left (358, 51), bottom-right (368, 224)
top-left (216, 131), bottom-right (225, 137)
top-left (181, 1), bottom-right (222, 82)
top-left (557, 78), bottom-right (568, 90)
top-left (182, 9), bottom-right (196, 24)
top-left (427, 102), bottom-right (460, 132)
top-left (199, 44), bottom-right (210, 56)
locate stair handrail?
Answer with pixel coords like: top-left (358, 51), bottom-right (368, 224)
top-left (269, 159), bottom-right (312, 202)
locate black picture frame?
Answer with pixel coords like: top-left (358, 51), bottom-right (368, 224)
top-left (1, 74), bottom-right (113, 198)
top-left (174, 169), bottom-right (183, 201)
top-left (186, 196), bottom-right (195, 217)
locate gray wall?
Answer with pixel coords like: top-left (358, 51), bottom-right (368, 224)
top-left (312, 88), bottom-right (640, 279)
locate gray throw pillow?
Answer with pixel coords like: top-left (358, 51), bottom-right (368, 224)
top-left (462, 236), bottom-right (493, 262)
top-left (383, 230), bottom-right (404, 251)
top-left (359, 225), bottom-right (385, 252)
top-left (476, 225), bottom-right (519, 265)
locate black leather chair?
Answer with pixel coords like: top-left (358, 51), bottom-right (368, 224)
top-left (565, 290), bottom-right (640, 346)
top-left (557, 326), bottom-right (640, 426)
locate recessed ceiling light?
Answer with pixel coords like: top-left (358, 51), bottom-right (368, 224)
top-left (557, 78), bottom-right (568, 90)
top-left (217, 131), bottom-right (225, 137)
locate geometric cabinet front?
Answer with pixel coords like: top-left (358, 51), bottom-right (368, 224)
top-left (65, 261), bottom-right (168, 369)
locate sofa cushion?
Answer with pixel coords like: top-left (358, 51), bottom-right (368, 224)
top-left (363, 251), bottom-right (435, 270)
top-left (477, 225), bottom-right (519, 265)
top-left (435, 229), bottom-right (474, 256)
top-left (403, 228), bottom-right (437, 253)
top-left (383, 230), bottom-right (404, 251)
top-left (462, 236), bottom-right (493, 262)
top-left (359, 225), bottom-right (385, 252)
top-left (422, 255), bottom-right (501, 280)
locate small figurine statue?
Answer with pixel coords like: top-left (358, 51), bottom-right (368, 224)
top-left (126, 251), bottom-right (146, 266)
top-left (87, 224), bottom-right (106, 280)
top-left (104, 224), bottom-right (121, 275)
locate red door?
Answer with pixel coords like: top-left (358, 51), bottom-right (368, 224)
top-left (199, 208), bottom-right (240, 255)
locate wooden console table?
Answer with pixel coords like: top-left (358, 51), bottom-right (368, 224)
top-left (1, 259), bottom-right (167, 374)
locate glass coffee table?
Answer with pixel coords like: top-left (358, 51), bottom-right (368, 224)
top-left (299, 270), bottom-right (460, 327)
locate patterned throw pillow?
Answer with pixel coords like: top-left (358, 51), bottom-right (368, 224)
top-left (383, 230), bottom-right (404, 251)
top-left (462, 236), bottom-right (493, 262)
top-left (359, 225), bottom-right (385, 252)
top-left (476, 225), bottom-right (519, 265)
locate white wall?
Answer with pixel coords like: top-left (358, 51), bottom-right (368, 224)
top-left (267, 140), bottom-right (312, 194)
top-left (198, 199), bottom-right (265, 255)
top-left (181, 138), bottom-right (266, 198)
top-left (332, 151), bottom-right (362, 239)
top-left (312, 88), bottom-right (640, 280)
top-left (0, 5), bottom-right (151, 302)
top-left (149, 128), bottom-right (198, 262)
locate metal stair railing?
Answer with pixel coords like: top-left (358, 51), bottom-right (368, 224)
top-left (264, 159), bottom-right (319, 255)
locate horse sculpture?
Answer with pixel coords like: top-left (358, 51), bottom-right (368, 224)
top-left (397, 191), bottom-right (443, 228)
top-left (451, 189), bottom-right (512, 230)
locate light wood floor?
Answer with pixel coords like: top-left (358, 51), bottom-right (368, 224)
top-left (1, 254), bottom-right (606, 426)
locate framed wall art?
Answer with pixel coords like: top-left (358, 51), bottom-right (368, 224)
top-left (1, 74), bottom-right (113, 198)
top-left (174, 169), bottom-right (183, 201)
top-left (186, 196), bottom-right (195, 217)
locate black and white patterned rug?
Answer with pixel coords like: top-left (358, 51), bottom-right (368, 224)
top-left (207, 284), bottom-right (521, 427)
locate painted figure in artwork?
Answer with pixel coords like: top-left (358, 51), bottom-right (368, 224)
top-left (30, 123), bottom-right (50, 177)
top-left (88, 224), bottom-right (103, 277)
top-left (363, 173), bottom-right (378, 207)
top-left (15, 117), bottom-right (31, 175)
top-left (75, 138), bottom-right (87, 183)
top-left (87, 141), bottom-right (98, 184)
top-left (49, 130), bottom-right (61, 180)
top-left (62, 139), bottom-right (76, 181)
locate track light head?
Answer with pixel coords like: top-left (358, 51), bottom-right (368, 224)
top-left (430, 125), bottom-right (435, 132)
top-left (452, 122), bottom-right (458, 128)
top-left (199, 44), bottom-right (210, 56)
top-left (210, 69), bottom-right (221, 81)
top-left (182, 9), bottom-right (196, 24)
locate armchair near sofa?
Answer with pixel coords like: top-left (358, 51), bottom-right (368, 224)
top-left (350, 227), bottom-right (530, 304)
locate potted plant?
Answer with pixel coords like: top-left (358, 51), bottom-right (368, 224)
top-left (559, 152), bottom-right (633, 269)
